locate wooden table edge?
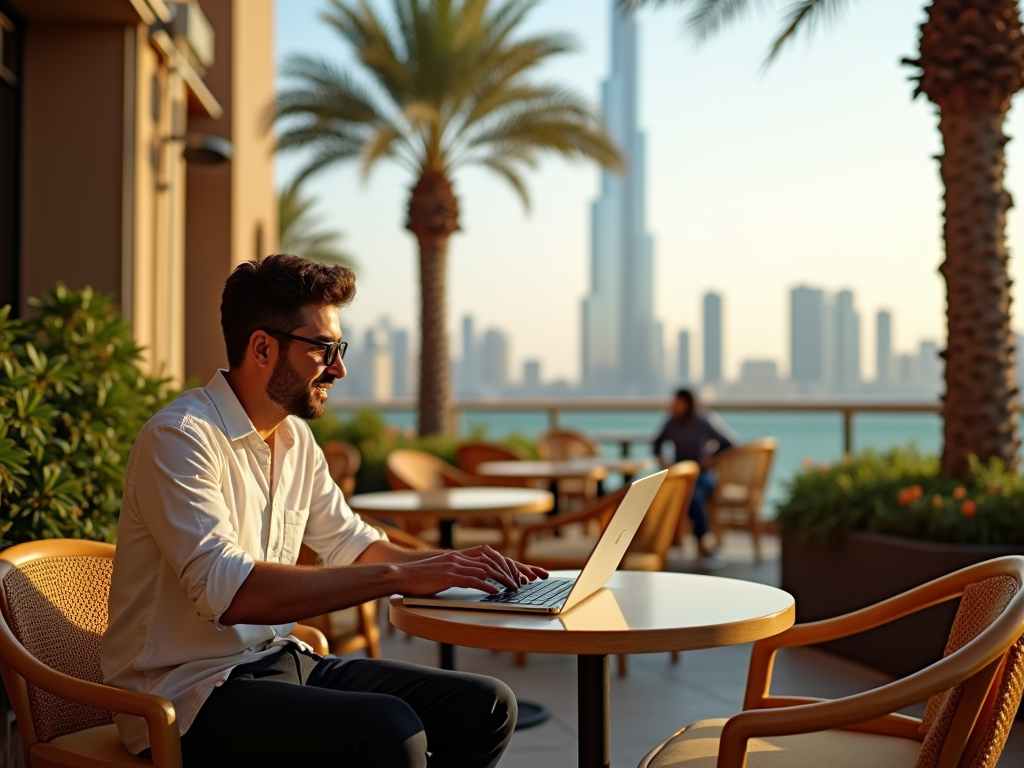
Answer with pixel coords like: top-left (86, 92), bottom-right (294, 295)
top-left (388, 600), bottom-right (795, 655)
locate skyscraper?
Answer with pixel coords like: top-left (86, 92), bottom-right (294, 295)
top-left (479, 329), bottom-right (509, 393)
top-left (703, 292), bottom-right (722, 384)
top-left (676, 330), bottom-right (690, 384)
top-left (390, 328), bottom-right (410, 397)
top-left (459, 315), bottom-right (477, 397)
top-left (876, 310), bottom-right (893, 386)
top-left (581, 7), bottom-right (659, 394)
top-left (790, 286), bottom-right (828, 388)
top-left (833, 290), bottom-right (861, 391)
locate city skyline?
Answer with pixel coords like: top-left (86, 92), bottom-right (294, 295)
top-left (277, 1), bottom-right (1024, 384)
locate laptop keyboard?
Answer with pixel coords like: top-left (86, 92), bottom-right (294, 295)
top-left (481, 577), bottom-right (574, 606)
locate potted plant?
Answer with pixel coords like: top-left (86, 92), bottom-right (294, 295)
top-left (778, 447), bottom-right (1024, 678)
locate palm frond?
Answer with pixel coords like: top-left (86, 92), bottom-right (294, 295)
top-left (360, 123), bottom-right (412, 178)
top-left (477, 154), bottom-right (532, 211)
top-left (765, 0), bottom-right (853, 66)
top-left (278, 179), bottom-right (357, 268)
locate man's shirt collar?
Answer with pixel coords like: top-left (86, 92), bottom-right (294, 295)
top-left (206, 370), bottom-right (259, 443)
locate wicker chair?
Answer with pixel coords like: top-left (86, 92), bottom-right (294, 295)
top-left (707, 438), bottom-right (777, 563)
top-left (456, 442), bottom-right (530, 487)
top-left (323, 440), bottom-right (361, 496)
top-left (537, 428), bottom-right (601, 507)
top-left (638, 555), bottom-right (1024, 768)
top-left (0, 539), bottom-right (327, 768)
top-left (386, 448), bottom-right (510, 549)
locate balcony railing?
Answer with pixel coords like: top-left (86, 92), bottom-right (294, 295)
top-left (329, 398), bottom-right (942, 456)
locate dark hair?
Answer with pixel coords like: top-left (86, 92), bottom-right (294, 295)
top-left (221, 254), bottom-right (356, 368)
top-left (674, 388), bottom-right (697, 419)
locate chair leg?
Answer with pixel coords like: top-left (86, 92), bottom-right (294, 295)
top-left (617, 654), bottom-right (628, 678)
top-left (670, 650), bottom-right (680, 665)
top-left (750, 511), bottom-right (763, 565)
top-left (514, 652), bottom-right (527, 667)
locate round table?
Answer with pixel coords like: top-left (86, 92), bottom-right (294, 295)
top-left (390, 570), bottom-right (795, 768)
top-left (348, 487), bottom-right (554, 551)
top-left (476, 460), bottom-right (609, 513)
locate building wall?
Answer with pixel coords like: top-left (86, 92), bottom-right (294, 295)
top-left (19, 24), bottom-right (126, 308)
top-left (184, 0), bottom-right (276, 383)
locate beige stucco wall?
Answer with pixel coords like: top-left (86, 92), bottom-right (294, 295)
top-left (19, 24), bottom-right (126, 309)
top-left (184, 0), bottom-right (276, 384)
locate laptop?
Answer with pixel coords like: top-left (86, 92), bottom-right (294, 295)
top-left (402, 470), bottom-right (667, 614)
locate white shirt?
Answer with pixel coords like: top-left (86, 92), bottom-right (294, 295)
top-left (101, 371), bottom-right (382, 754)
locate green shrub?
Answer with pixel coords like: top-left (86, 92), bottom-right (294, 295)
top-left (0, 285), bottom-right (174, 546)
top-left (777, 446), bottom-right (1024, 546)
top-left (307, 409), bottom-right (537, 492)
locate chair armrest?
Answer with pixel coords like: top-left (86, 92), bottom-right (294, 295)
top-left (514, 489), bottom-right (627, 560)
top-left (743, 555), bottom-right (1024, 710)
top-left (292, 624), bottom-right (330, 656)
top-left (0, 618), bottom-right (181, 768)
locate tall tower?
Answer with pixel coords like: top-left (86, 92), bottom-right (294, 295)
top-left (676, 330), bottom-right (691, 384)
top-left (790, 286), bottom-right (830, 390)
top-left (876, 310), bottom-right (893, 387)
top-left (581, 8), bottom-right (658, 394)
top-left (703, 292), bottom-right (723, 384)
top-left (833, 290), bottom-right (861, 391)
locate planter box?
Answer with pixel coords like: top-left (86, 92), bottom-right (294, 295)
top-left (781, 529), bottom-right (1024, 679)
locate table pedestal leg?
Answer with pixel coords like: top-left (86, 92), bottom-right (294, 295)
top-left (578, 654), bottom-right (610, 768)
top-left (439, 519), bottom-right (456, 670)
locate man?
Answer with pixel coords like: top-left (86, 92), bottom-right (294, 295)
top-left (102, 254), bottom-right (547, 767)
top-left (652, 388), bottom-right (736, 568)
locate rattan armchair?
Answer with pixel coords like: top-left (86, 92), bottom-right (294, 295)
top-left (537, 428), bottom-right (601, 507)
top-left (323, 440), bottom-right (361, 496)
top-left (639, 555), bottom-right (1024, 768)
top-left (386, 448), bottom-right (511, 549)
top-left (0, 539), bottom-right (328, 768)
top-left (706, 438), bottom-right (777, 563)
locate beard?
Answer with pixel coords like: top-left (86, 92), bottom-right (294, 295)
top-left (266, 353), bottom-right (334, 420)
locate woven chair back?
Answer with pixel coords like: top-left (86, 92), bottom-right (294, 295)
top-left (916, 575), bottom-right (1024, 768)
top-left (713, 439), bottom-right (776, 509)
top-left (1, 553), bottom-right (115, 744)
top-left (628, 462), bottom-right (699, 566)
top-left (386, 449), bottom-right (469, 491)
top-left (456, 443), bottom-right (523, 474)
top-left (324, 441), bottom-right (361, 486)
top-left (537, 430), bottom-right (598, 462)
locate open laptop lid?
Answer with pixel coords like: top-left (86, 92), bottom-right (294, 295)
top-left (560, 469), bottom-right (666, 613)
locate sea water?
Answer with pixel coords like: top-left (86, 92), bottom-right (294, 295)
top-left (339, 406), bottom-right (944, 513)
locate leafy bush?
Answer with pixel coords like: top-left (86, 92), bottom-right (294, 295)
top-left (307, 409), bottom-right (537, 492)
top-left (0, 285), bottom-right (174, 546)
top-left (777, 446), bottom-right (1024, 546)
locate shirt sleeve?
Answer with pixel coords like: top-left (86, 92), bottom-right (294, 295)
top-left (131, 422), bottom-right (256, 627)
top-left (300, 437), bottom-right (383, 568)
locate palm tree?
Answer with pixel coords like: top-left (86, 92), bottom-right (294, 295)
top-left (270, 0), bottom-right (623, 436)
top-left (279, 178), bottom-right (357, 268)
top-left (626, 0), bottom-right (1024, 477)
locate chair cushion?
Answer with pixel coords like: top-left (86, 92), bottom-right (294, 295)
top-left (34, 724), bottom-right (152, 767)
top-left (717, 483), bottom-right (750, 504)
top-left (645, 719), bottom-right (921, 768)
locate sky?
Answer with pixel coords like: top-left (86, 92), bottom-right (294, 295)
top-left (274, 0), bottom-right (1024, 386)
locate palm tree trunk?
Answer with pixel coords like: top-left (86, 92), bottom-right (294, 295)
top-left (937, 107), bottom-right (1021, 476)
top-left (407, 171), bottom-right (459, 436)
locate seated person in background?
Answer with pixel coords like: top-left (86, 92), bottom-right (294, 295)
top-left (653, 388), bottom-right (736, 567)
top-left (101, 254), bottom-right (547, 768)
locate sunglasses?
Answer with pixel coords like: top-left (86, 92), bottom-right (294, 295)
top-left (260, 329), bottom-right (348, 366)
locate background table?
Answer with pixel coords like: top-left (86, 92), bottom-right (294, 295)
top-left (348, 487), bottom-right (553, 551)
top-left (390, 570), bottom-right (795, 768)
top-left (476, 460), bottom-right (608, 513)
top-left (593, 430), bottom-right (658, 458)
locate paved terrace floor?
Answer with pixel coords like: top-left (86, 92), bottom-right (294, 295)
top-left (371, 533), bottom-right (1024, 767)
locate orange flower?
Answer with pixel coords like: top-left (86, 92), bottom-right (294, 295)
top-left (987, 484), bottom-right (999, 496)
top-left (932, 494), bottom-right (944, 509)
top-left (800, 457), bottom-right (814, 469)
top-left (961, 500), bottom-right (977, 518)
top-left (910, 485), bottom-right (924, 500)
top-left (819, 462), bottom-right (831, 472)
top-left (897, 488), bottom-right (914, 507)
top-left (953, 486), bottom-right (966, 500)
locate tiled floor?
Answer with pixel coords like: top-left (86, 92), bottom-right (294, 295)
top-left (372, 532), bottom-right (1023, 767)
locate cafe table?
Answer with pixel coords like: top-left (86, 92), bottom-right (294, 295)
top-left (475, 459), bottom-right (608, 513)
top-left (390, 570), bottom-right (795, 768)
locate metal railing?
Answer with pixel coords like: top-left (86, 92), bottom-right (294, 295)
top-left (330, 398), bottom-right (942, 455)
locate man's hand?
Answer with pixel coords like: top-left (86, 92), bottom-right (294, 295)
top-left (393, 545), bottom-right (549, 596)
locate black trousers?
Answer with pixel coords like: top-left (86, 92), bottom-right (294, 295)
top-left (179, 645), bottom-right (517, 768)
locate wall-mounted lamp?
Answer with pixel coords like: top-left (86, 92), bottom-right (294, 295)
top-left (181, 133), bottom-right (232, 165)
